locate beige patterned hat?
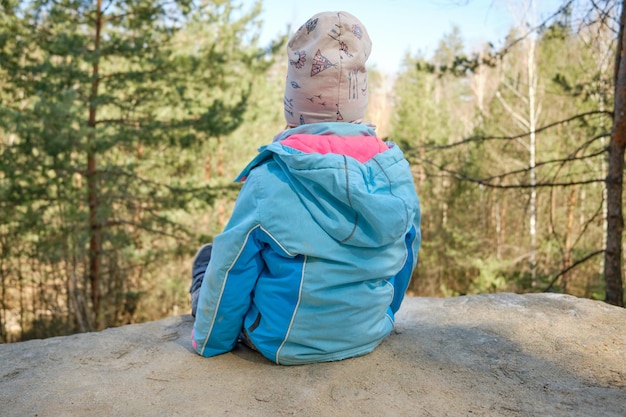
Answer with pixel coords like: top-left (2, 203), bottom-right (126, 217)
top-left (284, 11), bottom-right (372, 126)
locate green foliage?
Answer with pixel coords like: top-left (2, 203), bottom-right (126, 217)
top-left (468, 258), bottom-right (508, 294)
top-left (393, 9), bottom-right (615, 300)
top-left (1, 1), bottom-right (620, 341)
top-left (0, 0), bottom-right (281, 339)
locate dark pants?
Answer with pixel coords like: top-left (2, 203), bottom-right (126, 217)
top-left (190, 244), bottom-right (212, 317)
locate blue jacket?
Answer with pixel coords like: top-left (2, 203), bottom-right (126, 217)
top-left (192, 122), bottom-right (421, 365)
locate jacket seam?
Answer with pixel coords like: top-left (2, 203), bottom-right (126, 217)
top-left (385, 279), bottom-right (395, 307)
top-left (258, 225), bottom-right (297, 257)
top-left (199, 224), bottom-right (261, 355)
top-left (339, 155), bottom-right (359, 243)
top-left (274, 255), bottom-right (307, 365)
top-left (372, 157), bottom-right (411, 233)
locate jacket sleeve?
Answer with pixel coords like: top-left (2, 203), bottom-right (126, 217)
top-left (192, 174), bottom-right (265, 357)
top-left (390, 209), bottom-right (421, 314)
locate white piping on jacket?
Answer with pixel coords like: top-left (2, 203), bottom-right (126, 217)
top-left (274, 254), bottom-right (306, 365)
top-left (200, 225), bottom-right (297, 355)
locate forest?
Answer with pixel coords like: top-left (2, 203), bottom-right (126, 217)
top-left (0, 0), bottom-right (624, 343)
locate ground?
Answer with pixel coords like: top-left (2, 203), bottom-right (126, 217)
top-left (1, 293), bottom-right (625, 416)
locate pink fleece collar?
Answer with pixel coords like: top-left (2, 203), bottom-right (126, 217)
top-left (280, 134), bottom-right (388, 163)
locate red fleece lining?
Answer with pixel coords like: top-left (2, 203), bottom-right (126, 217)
top-left (281, 134), bottom-right (388, 163)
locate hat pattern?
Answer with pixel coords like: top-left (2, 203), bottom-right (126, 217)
top-left (284, 11), bottom-right (372, 126)
top-left (311, 49), bottom-right (336, 76)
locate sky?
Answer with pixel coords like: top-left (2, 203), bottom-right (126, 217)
top-left (247, 0), bottom-right (565, 74)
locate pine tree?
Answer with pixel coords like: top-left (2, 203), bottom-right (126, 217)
top-left (0, 0), bottom-right (275, 337)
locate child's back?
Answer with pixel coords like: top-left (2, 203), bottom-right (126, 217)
top-left (191, 11), bottom-right (421, 365)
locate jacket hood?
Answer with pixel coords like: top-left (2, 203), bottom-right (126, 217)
top-left (237, 123), bottom-right (418, 248)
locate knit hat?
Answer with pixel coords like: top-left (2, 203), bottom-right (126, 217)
top-left (284, 11), bottom-right (372, 126)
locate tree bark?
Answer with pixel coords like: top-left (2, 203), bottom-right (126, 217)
top-left (604, 0), bottom-right (626, 307)
top-left (87, 0), bottom-right (103, 327)
top-left (563, 187), bottom-right (577, 294)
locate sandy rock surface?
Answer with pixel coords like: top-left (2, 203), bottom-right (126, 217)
top-left (1, 293), bottom-right (625, 417)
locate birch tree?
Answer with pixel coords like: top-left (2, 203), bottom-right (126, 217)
top-left (496, 0), bottom-right (542, 283)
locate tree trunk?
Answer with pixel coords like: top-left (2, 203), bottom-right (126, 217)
top-left (0, 267), bottom-right (6, 343)
top-left (563, 187), bottom-right (577, 294)
top-left (217, 136), bottom-right (224, 178)
top-left (528, 71), bottom-right (538, 285)
top-left (204, 153), bottom-right (211, 181)
top-left (87, 0), bottom-right (103, 327)
top-left (526, 1), bottom-right (539, 285)
top-left (604, 0), bottom-right (626, 307)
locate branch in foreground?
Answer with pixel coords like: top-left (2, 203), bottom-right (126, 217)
top-left (424, 110), bottom-right (611, 151)
top-left (426, 0), bottom-right (577, 76)
top-left (417, 157), bottom-right (606, 189)
top-left (470, 148), bottom-right (606, 184)
top-left (543, 249), bottom-right (605, 293)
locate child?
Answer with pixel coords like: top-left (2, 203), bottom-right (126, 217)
top-left (191, 11), bottom-right (421, 365)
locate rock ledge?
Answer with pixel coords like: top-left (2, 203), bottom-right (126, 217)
top-left (1, 293), bottom-right (625, 416)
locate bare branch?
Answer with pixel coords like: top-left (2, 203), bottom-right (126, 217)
top-left (487, 148), bottom-right (605, 182)
top-left (495, 91), bottom-right (531, 132)
top-left (543, 249), bottom-right (605, 292)
top-left (572, 196), bottom-right (606, 250)
top-left (436, 0), bottom-right (576, 75)
top-left (498, 1), bottom-right (576, 54)
top-left (417, 156), bottom-right (606, 189)
top-left (423, 110), bottom-right (611, 151)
